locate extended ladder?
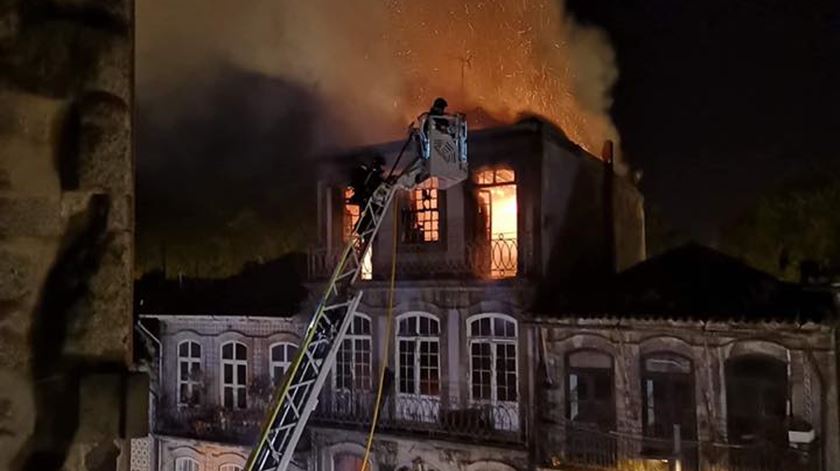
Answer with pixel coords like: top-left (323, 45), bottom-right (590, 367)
top-left (245, 109), bottom-right (467, 471)
top-left (246, 182), bottom-right (397, 471)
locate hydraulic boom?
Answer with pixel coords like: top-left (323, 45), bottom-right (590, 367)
top-left (245, 107), bottom-right (467, 471)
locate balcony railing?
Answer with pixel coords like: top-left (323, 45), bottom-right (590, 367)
top-left (311, 391), bottom-right (525, 445)
top-left (308, 233), bottom-right (532, 281)
top-left (156, 406), bottom-right (263, 445)
top-left (540, 423), bottom-right (821, 471)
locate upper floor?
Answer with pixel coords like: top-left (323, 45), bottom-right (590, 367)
top-left (310, 119), bottom-right (645, 283)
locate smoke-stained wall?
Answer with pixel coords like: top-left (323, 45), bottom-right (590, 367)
top-left (0, 1), bottom-right (138, 469)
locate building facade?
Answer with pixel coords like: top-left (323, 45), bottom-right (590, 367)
top-left (535, 245), bottom-right (840, 471)
top-left (134, 119), bottom-right (645, 471)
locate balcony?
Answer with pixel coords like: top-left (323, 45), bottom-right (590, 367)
top-left (308, 233), bottom-right (532, 281)
top-left (311, 392), bottom-right (525, 446)
top-left (540, 423), bottom-right (821, 471)
top-left (155, 406), bottom-right (262, 445)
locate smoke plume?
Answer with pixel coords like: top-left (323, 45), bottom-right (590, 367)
top-left (136, 0), bottom-right (621, 275)
top-left (138, 0), bottom-right (619, 151)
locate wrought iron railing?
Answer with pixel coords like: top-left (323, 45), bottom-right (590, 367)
top-left (156, 406), bottom-right (263, 445)
top-left (540, 423), bottom-right (821, 471)
top-left (311, 391), bottom-right (525, 445)
top-left (308, 233), bottom-right (532, 281)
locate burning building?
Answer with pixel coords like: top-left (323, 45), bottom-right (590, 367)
top-left (133, 117), bottom-right (644, 471)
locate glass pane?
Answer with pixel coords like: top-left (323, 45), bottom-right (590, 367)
top-left (495, 168), bottom-right (515, 183)
top-left (180, 362), bottom-right (188, 380)
top-left (222, 343), bottom-right (232, 359)
top-left (237, 387), bottom-right (247, 409)
top-left (224, 387), bottom-right (233, 408)
top-left (179, 342), bottom-right (188, 357)
top-left (179, 384), bottom-right (188, 403)
top-left (419, 316), bottom-right (429, 335)
top-left (191, 342), bottom-right (200, 358)
top-left (224, 364), bottom-right (233, 383)
top-left (470, 320), bottom-right (479, 337)
top-left (236, 343), bottom-right (246, 360)
top-left (237, 364), bottom-right (247, 385)
top-left (272, 345), bottom-right (281, 361)
top-left (408, 316), bottom-right (417, 335)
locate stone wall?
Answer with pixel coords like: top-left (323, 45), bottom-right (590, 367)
top-left (0, 0), bottom-right (136, 469)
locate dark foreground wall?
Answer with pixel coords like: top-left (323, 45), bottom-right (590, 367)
top-left (0, 1), bottom-right (140, 470)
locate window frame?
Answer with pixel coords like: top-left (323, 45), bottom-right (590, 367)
top-left (467, 313), bottom-right (518, 404)
top-left (269, 342), bottom-right (298, 385)
top-left (640, 351), bottom-right (696, 440)
top-left (176, 340), bottom-right (203, 406)
top-left (401, 178), bottom-right (444, 246)
top-left (395, 312), bottom-right (441, 398)
top-left (220, 340), bottom-right (248, 410)
top-left (219, 464), bottom-right (243, 471)
top-left (333, 313), bottom-right (373, 392)
top-left (565, 349), bottom-right (616, 429)
top-left (174, 457), bottom-right (200, 471)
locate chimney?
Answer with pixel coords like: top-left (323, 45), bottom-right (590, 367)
top-left (602, 140), bottom-right (616, 274)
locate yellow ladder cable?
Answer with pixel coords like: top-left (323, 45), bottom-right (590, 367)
top-left (361, 204), bottom-right (399, 471)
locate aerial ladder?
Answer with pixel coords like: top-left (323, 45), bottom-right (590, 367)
top-left (245, 105), bottom-right (468, 471)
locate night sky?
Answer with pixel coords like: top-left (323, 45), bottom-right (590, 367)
top-left (136, 0), bottom-right (840, 273)
top-left (568, 0), bottom-right (840, 239)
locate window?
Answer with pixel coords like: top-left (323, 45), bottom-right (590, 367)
top-left (344, 187), bottom-right (372, 280)
top-left (642, 354), bottom-right (695, 441)
top-left (726, 355), bottom-right (788, 444)
top-left (566, 350), bottom-right (615, 430)
top-left (221, 341), bottom-right (248, 409)
top-left (270, 342), bottom-right (298, 384)
top-left (474, 168), bottom-right (517, 278)
top-left (335, 314), bottom-right (372, 391)
top-left (333, 453), bottom-right (369, 471)
top-left (177, 340), bottom-right (202, 405)
top-left (468, 314), bottom-right (517, 402)
top-left (220, 465), bottom-right (242, 471)
top-left (402, 178), bottom-right (440, 243)
top-left (174, 457), bottom-right (200, 471)
top-left (396, 313), bottom-right (440, 396)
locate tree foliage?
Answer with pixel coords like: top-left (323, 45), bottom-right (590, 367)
top-left (721, 178), bottom-right (840, 281)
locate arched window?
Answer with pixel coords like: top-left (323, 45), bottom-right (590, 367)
top-left (220, 464), bottom-right (243, 471)
top-left (726, 354), bottom-right (788, 444)
top-left (174, 457), bottom-right (200, 471)
top-left (335, 314), bottom-right (372, 391)
top-left (177, 340), bottom-right (202, 405)
top-left (468, 314), bottom-right (517, 402)
top-left (642, 353), bottom-right (695, 443)
top-left (566, 350), bottom-right (615, 430)
top-left (269, 342), bottom-right (298, 384)
top-left (221, 341), bottom-right (248, 409)
top-left (396, 313), bottom-right (440, 396)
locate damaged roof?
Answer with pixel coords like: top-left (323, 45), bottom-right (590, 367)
top-left (134, 253), bottom-right (308, 317)
top-left (540, 243), bottom-right (837, 323)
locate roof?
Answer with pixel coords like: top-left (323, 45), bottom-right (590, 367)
top-left (134, 253), bottom-right (308, 317)
top-left (539, 243), bottom-right (837, 323)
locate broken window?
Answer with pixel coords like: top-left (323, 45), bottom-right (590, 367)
top-left (402, 178), bottom-right (440, 243)
top-left (221, 341), bottom-right (248, 409)
top-left (269, 342), bottom-right (298, 385)
top-left (566, 350), bottom-right (615, 429)
top-left (474, 168), bottom-right (517, 278)
top-left (177, 340), bottom-right (202, 406)
top-left (642, 353), bottom-right (696, 452)
top-left (468, 314), bottom-right (518, 402)
top-left (396, 313), bottom-right (441, 396)
top-left (344, 187), bottom-right (372, 280)
top-left (726, 355), bottom-right (788, 444)
top-left (335, 314), bottom-right (372, 392)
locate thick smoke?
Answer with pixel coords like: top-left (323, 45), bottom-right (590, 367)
top-left (138, 0), bottom-right (619, 151)
top-left (136, 0), bottom-right (621, 275)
